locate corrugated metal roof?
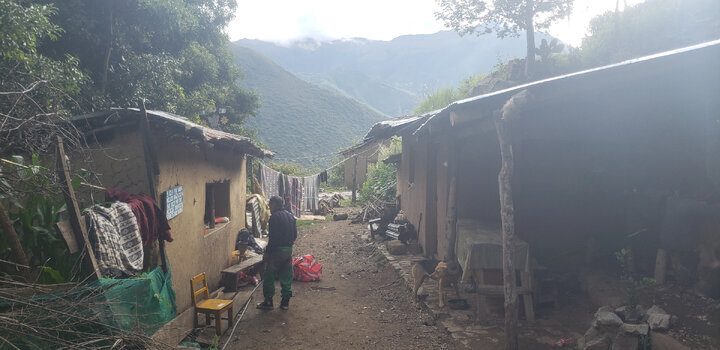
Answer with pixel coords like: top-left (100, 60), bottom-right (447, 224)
top-left (72, 108), bottom-right (273, 158)
top-left (361, 110), bottom-right (437, 141)
top-left (413, 38), bottom-right (720, 135)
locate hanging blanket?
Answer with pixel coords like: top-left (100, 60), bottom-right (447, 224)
top-left (303, 175), bottom-right (320, 212)
top-left (259, 164), bottom-right (281, 198)
top-left (292, 177), bottom-right (303, 216)
top-left (106, 189), bottom-right (173, 245)
top-left (84, 202), bottom-right (144, 277)
top-left (247, 194), bottom-right (270, 236)
top-left (283, 176), bottom-right (303, 217)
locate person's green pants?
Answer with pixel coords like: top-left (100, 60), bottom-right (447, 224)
top-left (263, 247), bottom-right (293, 300)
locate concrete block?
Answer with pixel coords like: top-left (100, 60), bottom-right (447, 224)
top-left (386, 240), bottom-right (407, 255)
top-left (406, 241), bottom-right (422, 255)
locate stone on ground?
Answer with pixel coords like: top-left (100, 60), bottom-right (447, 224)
top-left (651, 332), bottom-right (690, 350)
top-left (621, 323), bottom-right (649, 336)
top-left (595, 309), bottom-right (623, 327)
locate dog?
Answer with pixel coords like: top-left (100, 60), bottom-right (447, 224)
top-left (412, 259), bottom-right (461, 308)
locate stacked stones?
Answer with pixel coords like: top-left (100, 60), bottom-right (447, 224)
top-left (580, 305), bottom-right (686, 350)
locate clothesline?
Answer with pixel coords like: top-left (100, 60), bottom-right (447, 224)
top-left (271, 142), bottom-right (379, 162)
top-left (255, 142), bottom-right (384, 179)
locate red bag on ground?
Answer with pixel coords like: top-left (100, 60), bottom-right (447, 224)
top-left (293, 255), bottom-right (322, 281)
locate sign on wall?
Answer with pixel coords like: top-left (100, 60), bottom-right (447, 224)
top-left (164, 185), bottom-right (183, 220)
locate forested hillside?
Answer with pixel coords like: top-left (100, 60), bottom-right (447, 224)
top-left (413, 0), bottom-right (720, 115)
top-left (237, 31), bottom-right (553, 117)
top-left (231, 45), bottom-right (386, 167)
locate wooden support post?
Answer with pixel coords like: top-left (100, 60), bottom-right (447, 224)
top-left (496, 107), bottom-right (520, 349)
top-left (0, 201), bottom-right (31, 280)
top-left (207, 185), bottom-right (216, 229)
top-left (520, 270), bottom-right (535, 322)
top-left (473, 269), bottom-right (488, 320)
top-left (139, 100), bottom-right (167, 273)
top-left (56, 136), bottom-right (101, 280)
top-left (352, 155), bottom-right (358, 202)
top-left (247, 156), bottom-right (254, 190)
top-left (654, 248), bottom-right (667, 284)
top-left (444, 140), bottom-right (458, 262)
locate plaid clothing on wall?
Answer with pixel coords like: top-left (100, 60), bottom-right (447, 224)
top-left (84, 202), bottom-right (144, 277)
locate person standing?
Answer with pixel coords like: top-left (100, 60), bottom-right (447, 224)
top-left (257, 196), bottom-right (297, 310)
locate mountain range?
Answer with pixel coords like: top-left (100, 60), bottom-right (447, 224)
top-left (230, 45), bottom-right (386, 167)
top-left (236, 30), bottom-right (550, 117)
top-left (232, 31), bottom-right (552, 167)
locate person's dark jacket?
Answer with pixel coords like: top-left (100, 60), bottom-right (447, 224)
top-left (267, 209), bottom-right (297, 251)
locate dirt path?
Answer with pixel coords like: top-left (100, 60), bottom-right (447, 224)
top-left (223, 207), bottom-right (462, 349)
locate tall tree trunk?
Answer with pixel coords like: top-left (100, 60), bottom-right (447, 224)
top-left (0, 201), bottom-right (31, 281)
top-left (524, 0), bottom-right (536, 80)
top-left (444, 140), bottom-right (458, 262)
top-left (352, 156), bottom-right (358, 202)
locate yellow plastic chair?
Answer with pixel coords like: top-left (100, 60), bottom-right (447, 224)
top-left (191, 272), bottom-right (234, 335)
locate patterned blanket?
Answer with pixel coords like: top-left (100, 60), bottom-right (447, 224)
top-left (84, 202), bottom-right (144, 277)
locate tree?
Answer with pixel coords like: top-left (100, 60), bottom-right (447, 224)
top-left (32, 0), bottom-right (259, 136)
top-left (0, 0), bottom-right (87, 281)
top-left (580, 0), bottom-right (720, 68)
top-left (0, 0), bottom-right (86, 154)
top-left (435, 0), bottom-right (573, 78)
top-left (415, 74), bottom-right (483, 114)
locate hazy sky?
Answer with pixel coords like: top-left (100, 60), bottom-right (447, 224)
top-left (229, 0), bottom-right (646, 46)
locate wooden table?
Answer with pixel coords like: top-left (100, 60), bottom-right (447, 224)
top-left (455, 220), bottom-right (535, 321)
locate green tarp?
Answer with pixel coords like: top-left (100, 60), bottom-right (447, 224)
top-left (0, 266), bottom-right (177, 349)
top-left (96, 266), bottom-right (177, 334)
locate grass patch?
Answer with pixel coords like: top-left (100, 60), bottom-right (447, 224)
top-left (340, 198), bottom-right (358, 207)
top-left (321, 186), bottom-right (346, 193)
top-left (296, 220), bottom-right (317, 229)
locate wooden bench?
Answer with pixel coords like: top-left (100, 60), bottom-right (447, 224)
top-left (221, 254), bottom-right (264, 292)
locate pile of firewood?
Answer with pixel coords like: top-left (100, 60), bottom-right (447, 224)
top-left (352, 196), bottom-right (393, 223)
top-left (315, 193), bottom-right (344, 216)
top-left (0, 277), bottom-right (163, 349)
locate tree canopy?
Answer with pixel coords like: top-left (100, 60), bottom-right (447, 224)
top-left (422, 0), bottom-right (720, 116)
top-left (580, 0), bottom-right (720, 68)
top-left (435, 0), bottom-right (573, 77)
top-left (0, 0), bottom-right (86, 154)
top-left (33, 0), bottom-right (259, 136)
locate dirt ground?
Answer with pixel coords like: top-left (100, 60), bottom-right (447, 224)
top-left (222, 207), bottom-right (463, 350)
top-left (188, 204), bottom-right (719, 350)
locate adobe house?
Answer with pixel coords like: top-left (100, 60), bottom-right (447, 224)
top-left (389, 40), bottom-right (720, 295)
top-left (340, 115), bottom-right (435, 193)
top-left (72, 108), bottom-right (273, 313)
top-left (339, 138), bottom-right (389, 190)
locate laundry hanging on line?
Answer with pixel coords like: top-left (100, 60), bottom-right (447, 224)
top-left (304, 174), bottom-right (320, 212)
top-left (258, 163), bottom-right (323, 216)
top-left (259, 163), bottom-right (281, 202)
top-left (319, 170), bottom-right (328, 183)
